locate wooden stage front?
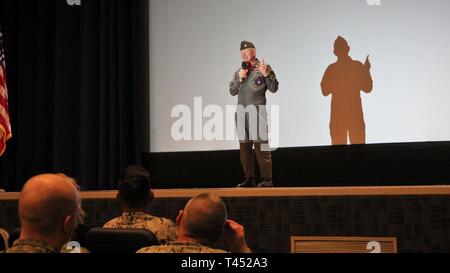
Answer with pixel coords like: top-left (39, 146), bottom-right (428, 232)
top-left (2, 185), bottom-right (450, 200)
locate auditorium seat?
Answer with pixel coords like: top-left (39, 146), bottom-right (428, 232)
top-left (85, 228), bottom-right (159, 253)
top-left (7, 224), bottom-right (93, 249)
top-left (7, 228), bottom-right (20, 248)
top-left (0, 228), bottom-right (9, 251)
top-left (71, 224), bottom-right (95, 247)
top-left (291, 236), bottom-right (397, 253)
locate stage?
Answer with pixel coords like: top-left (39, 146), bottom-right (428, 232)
top-left (2, 185), bottom-right (450, 200)
top-left (1, 185), bottom-right (450, 252)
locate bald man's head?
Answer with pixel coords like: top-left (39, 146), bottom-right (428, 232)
top-left (19, 174), bottom-right (79, 241)
top-left (179, 193), bottom-right (227, 246)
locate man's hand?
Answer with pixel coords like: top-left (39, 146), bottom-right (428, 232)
top-left (222, 219), bottom-right (251, 253)
top-left (258, 59), bottom-right (270, 77)
top-left (364, 55), bottom-right (371, 71)
top-left (239, 69), bottom-right (248, 82)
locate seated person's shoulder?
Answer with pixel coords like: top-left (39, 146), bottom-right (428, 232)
top-left (154, 215), bottom-right (176, 226)
top-left (5, 240), bottom-right (59, 253)
top-left (137, 241), bottom-right (227, 254)
top-left (137, 245), bottom-right (176, 253)
top-left (145, 215), bottom-right (178, 242)
top-left (103, 216), bottom-right (121, 228)
top-left (135, 214), bottom-right (176, 232)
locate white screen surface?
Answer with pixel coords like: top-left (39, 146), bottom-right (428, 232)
top-left (149, 0), bottom-right (450, 152)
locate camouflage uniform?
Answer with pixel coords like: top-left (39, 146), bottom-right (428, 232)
top-left (103, 212), bottom-right (178, 244)
top-left (137, 241), bottom-right (227, 253)
top-left (3, 239), bottom-right (59, 253)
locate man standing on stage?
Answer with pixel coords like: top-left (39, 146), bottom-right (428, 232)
top-left (229, 41), bottom-right (279, 188)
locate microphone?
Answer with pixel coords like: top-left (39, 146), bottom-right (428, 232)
top-left (242, 62), bottom-right (252, 70)
top-left (241, 62), bottom-right (251, 82)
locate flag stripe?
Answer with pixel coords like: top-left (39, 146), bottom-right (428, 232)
top-left (0, 29), bottom-right (11, 156)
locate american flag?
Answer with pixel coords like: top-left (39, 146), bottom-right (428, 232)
top-left (0, 30), bottom-right (12, 156)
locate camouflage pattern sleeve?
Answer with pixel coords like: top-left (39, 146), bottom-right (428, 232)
top-left (103, 213), bottom-right (178, 244)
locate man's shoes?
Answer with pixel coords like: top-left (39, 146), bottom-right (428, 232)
top-left (257, 179), bottom-right (274, 188)
top-left (237, 179), bottom-right (256, 188)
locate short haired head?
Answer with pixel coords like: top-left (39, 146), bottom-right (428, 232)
top-left (117, 165), bottom-right (153, 209)
top-left (19, 174), bottom-right (80, 247)
top-left (177, 193), bottom-right (227, 246)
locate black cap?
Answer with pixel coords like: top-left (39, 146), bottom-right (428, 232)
top-left (240, 41), bottom-right (255, 51)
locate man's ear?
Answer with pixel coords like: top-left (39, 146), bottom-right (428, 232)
top-left (63, 214), bottom-right (76, 235)
top-left (176, 210), bottom-right (184, 226)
